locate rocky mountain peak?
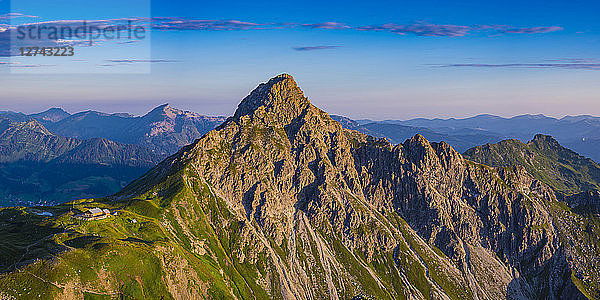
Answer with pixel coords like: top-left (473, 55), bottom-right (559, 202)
top-left (403, 134), bottom-right (464, 170)
top-left (146, 103), bottom-right (181, 119)
top-left (18, 119), bottom-right (53, 136)
top-left (404, 134), bottom-right (435, 157)
top-left (530, 133), bottom-right (561, 149)
top-left (30, 107), bottom-right (71, 123)
top-left (233, 74), bottom-right (311, 125)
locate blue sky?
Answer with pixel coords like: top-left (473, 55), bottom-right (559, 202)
top-left (1, 0), bottom-right (599, 119)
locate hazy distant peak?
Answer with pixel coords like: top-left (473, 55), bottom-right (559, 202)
top-left (29, 107), bottom-right (71, 123)
top-left (44, 107), bottom-right (69, 114)
top-left (145, 103), bottom-right (185, 119)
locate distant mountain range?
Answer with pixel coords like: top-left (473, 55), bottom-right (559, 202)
top-left (0, 105), bottom-right (226, 206)
top-left (332, 114), bottom-right (600, 162)
top-left (2, 104), bottom-right (227, 156)
top-left (0, 118), bottom-right (163, 206)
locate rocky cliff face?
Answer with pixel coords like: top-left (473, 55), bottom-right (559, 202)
top-left (1, 74), bottom-right (598, 299)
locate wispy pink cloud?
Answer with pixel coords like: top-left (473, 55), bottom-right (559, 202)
top-left (357, 23), bottom-right (471, 37)
top-left (435, 62), bottom-right (600, 70)
top-left (0, 16), bottom-right (567, 57)
top-left (357, 22), bottom-right (563, 37)
top-left (151, 18), bottom-right (268, 31)
top-left (0, 13), bottom-right (39, 20)
top-left (499, 26), bottom-right (563, 34)
top-left (301, 22), bottom-right (350, 30)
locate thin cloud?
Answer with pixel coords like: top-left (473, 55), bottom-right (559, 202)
top-left (545, 58), bottom-right (599, 63)
top-left (9, 64), bottom-right (56, 68)
top-left (116, 40), bottom-right (140, 44)
top-left (357, 23), bottom-right (471, 37)
top-left (293, 45), bottom-right (342, 51)
top-left (0, 61), bottom-right (55, 67)
top-left (0, 13), bottom-right (39, 20)
top-left (357, 22), bottom-right (563, 37)
top-left (0, 16), bottom-right (567, 57)
top-left (301, 22), bottom-right (350, 30)
top-left (0, 18), bottom-right (148, 57)
top-left (106, 59), bottom-right (179, 63)
top-left (436, 63), bottom-right (600, 70)
top-left (100, 59), bottom-right (180, 66)
top-left (151, 18), bottom-right (268, 31)
top-left (499, 26), bottom-right (563, 34)
top-left (3, 16), bottom-right (565, 37)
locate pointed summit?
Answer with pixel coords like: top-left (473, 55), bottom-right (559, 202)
top-left (530, 134), bottom-right (561, 149)
top-left (233, 74), bottom-right (311, 125)
top-left (19, 119), bottom-right (53, 136)
top-left (145, 103), bottom-right (181, 120)
top-left (148, 103), bottom-right (170, 114)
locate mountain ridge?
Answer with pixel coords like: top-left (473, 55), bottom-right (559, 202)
top-left (5, 105), bottom-right (600, 161)
top-left (46, 105), bottom-right (227, 156)
top-left (1, 104), bottom-right (227, 157)
top-left (464, 134), bottom-right (600, 215)
top-left (335, 113), bottom-right (600, 162)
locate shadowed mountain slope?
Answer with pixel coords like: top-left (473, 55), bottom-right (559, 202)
top-left (0, 119), bottom-right (163, 206)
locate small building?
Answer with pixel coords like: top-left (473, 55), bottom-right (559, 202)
top-left (76, 207), bottom-right (112, 221)
top-left (87, 208), bottom-right (104, 217)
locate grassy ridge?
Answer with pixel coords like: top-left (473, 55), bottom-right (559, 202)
top-left (464, 134), bottom-right (600, 195)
